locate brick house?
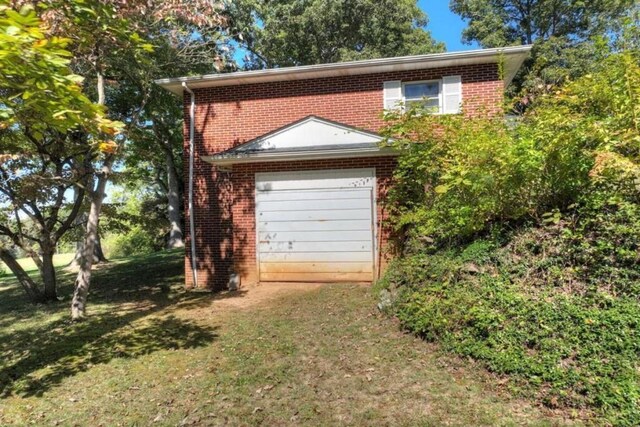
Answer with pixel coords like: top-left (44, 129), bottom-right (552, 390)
top-left (156, 46), bottom-right (531, 290)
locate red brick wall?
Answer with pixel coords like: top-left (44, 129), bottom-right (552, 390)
top-left (184, 63), bottom-right (502, 289)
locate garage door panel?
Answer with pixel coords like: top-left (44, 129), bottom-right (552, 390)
top-left (259, 209), bottom-right (371, 222)
top-left (257, 189), bottom-right (370, 202)
top-left (258, 198), bottom-right (371, 212)
top-left (260, 251), bottom-right (373, 263)
top-left (259, 219), bottom-right (372, 232)
top-left (256, 169), bottom-right (375, 282)
top-left (256, 169), bottom-right (374, 191)
top-left (259, 240), bottom-right (372, 253)
top-left (259, 271), bottom-right (373, 282)
top-left (259, 230), bottom-right (372, 243)
top-left (260, 262), bottom-right (372, 274)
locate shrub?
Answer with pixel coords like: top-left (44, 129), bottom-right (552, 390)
top-left (382, 111), bottom-right (544, 246)
top-left (381, 232), bottom-right (640, 425)
top-left (381, 51), bottom-right (640, 251)
top-left (108, 226), bottom-right (159, 258)
top-left (379, 50), bottom-right (640, 425)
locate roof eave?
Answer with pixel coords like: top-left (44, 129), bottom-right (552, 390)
top-left (156, 45), bottom-right (532, 96)
top-left (201, 147), bottom-right (397, 167)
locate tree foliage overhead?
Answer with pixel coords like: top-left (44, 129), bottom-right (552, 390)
top-left (227, 0), bottom-right (445, 68)
top-left (450, 0), bottom-right (635, 47)
top-left (0, 3), bottom-right (117, 139)
top-left (450, 0), bottom-right (637, 103)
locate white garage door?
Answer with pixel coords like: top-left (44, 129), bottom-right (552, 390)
top-left (255, 168), bottom-right (376, 282)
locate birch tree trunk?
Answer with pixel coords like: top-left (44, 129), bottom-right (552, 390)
top-left (165, 149), bottom-right (184, 248)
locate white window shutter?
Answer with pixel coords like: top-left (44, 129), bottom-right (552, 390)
top-left (383, 80), bottom-right (402, 111)
top-left (442, 75), bottom-right (462, 114)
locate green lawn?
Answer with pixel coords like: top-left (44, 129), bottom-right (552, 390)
top-left (0, 251), bottom-right (580, 426)
top-left (0, 252), bottom-right (75, 275)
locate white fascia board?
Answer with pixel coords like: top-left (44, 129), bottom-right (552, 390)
top-left (156, 46), bottom-right (532, 96)
top-left (201, 147), bottom-right (397, 167)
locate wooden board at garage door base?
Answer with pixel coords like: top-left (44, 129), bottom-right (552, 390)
top-left (259, 271), bottom-right (373, 282)
top-left (259, 262), bottom-right (373, 274)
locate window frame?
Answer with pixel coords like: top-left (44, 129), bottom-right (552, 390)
top-left (402, 79), bottom-right (443, 114)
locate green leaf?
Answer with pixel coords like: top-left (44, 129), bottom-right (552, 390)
top-left (435, 185), bottom-right (449, 194)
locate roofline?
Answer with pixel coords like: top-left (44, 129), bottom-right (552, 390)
top-left (202, 147), bottom-right (398, 167)
top-left (155, 45), bottom-right (532, 96)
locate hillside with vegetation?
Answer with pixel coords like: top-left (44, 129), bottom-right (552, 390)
top-left (377, 48), bottom-right (640, 425)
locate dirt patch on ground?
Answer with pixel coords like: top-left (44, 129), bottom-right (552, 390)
top-left (185, 281), bottom-right (331, 311)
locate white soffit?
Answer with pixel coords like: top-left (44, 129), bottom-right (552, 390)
top-left (156, 45), bottom-right (532, 95)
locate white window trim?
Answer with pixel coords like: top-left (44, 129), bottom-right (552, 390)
top-left (402, 79), bottom-right (443, 114)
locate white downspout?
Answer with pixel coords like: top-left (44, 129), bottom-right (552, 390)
top-left (182, 82), bottom-right (198, 289)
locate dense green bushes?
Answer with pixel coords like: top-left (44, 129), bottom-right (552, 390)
top-left (379, 225), bottom-right (640, 424)
top-left (381, 51), bottom-right (640, 248)
top-left (379, 50), bottom-right (640, 424)
top-left (104, 226), bottom-right (159, 258)
top-left (99, 188), bottom-right (171, 258)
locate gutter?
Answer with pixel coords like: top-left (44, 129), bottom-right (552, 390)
top-left (182, 82), bottom-right (198, 289)
top-left (156, 45), bottom-right (532, 94)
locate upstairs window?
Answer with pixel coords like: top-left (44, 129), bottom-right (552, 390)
top-left (383, 76), bottom-right (462, 114)
top-left (403, 81), bottom-right (441, 113)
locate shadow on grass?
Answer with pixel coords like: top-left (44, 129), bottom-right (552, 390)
top-left (0, 249), bottom-right (242, 398)
top-left (0, 250), bottom-right (201, 324)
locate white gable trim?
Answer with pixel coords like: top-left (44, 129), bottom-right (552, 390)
top-left (202, 116), bottom-right (396, 167)
top-left (244, 116), bottom-right (383, 150)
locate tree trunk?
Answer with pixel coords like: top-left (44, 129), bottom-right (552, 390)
top-left (71, 160), bottom-right (111, 320)
top-left (165, 150), bottom-right (184, 248)
top-left (40, 243), bottom-right (58, 301)
top-left (68, 219), bottom-right (107, 268)
top-left (0, 248), bottom-right (43, 303)
top-left (93, 232), bottom-right (107, 261)
top-left (71, 61), bottom-right (109, 321)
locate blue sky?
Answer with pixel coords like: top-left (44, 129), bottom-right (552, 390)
top-left (418, 1), bottom-right (479, 51)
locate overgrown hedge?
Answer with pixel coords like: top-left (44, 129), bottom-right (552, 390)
top-left (378, 49), bottom-right (640, 425)
top-left (378, 227), bottom-right (640, 425)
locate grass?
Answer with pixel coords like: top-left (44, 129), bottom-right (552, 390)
top-left (0, 250), bottom-right (579, 426)
top-left (0, 253), bottom-right (75, 275)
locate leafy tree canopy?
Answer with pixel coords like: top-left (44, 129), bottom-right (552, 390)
top-left (0, 3), bottom-right (122, 302)
top-left (227, 0), bottom-right (445, 68)
top-left (0, 3), bottom-right (118, 143)
top-left (450, 0), bottom-right (635, 47)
